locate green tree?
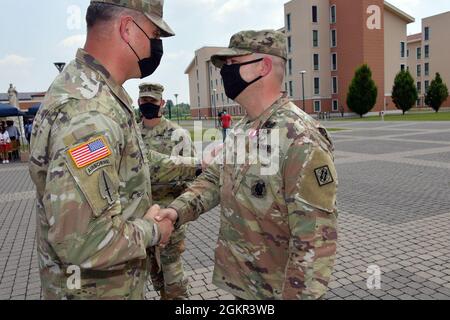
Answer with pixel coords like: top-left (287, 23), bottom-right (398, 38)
top-left (165, 99), bottom-right (174, 119)
top-left (392, 70), bottom-right (418, 115)
top-left (346, 64), bottom-right (378, 118)
top-left (425, 73), bottom-right (449, 113)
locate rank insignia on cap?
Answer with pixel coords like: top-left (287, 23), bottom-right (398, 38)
top-left (69, 137), bottom-right (111, 169)
top-left (314, 165), bottom-right (334, 187)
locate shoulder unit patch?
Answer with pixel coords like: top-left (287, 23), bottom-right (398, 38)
top-left (314, 165), bottom-right (334, 187)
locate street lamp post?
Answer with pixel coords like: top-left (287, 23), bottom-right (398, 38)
top-left (174, 94), bottom-right (180, 125)
top-left (213, 89), bottom-right (217, 128)
top-left (300, 70), bottom-right (306, 112)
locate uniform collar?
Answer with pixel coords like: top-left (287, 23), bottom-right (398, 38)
top-left (141, 116), bottom-right (168, 134)
top-left (75, 49), bottom-right (133, 112)
top-left (242, 97), bottom-right (289, 128)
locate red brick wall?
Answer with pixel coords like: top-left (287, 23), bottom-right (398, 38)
top-left (332, 0), bottom-right (385, 113)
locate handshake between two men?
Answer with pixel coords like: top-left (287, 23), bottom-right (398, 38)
top-left (143, 205), bottom-right (178, 248)
top-left (144, 141), bottom-right (224, 248)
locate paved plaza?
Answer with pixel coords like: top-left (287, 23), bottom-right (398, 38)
top-left (1, 121), bottom-right (450, 300)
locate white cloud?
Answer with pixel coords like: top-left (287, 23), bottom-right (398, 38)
top-left (59, 34), bottom-right (86, 48)
top-left (165, 50), bottom-right (190, 61)
top-left (0, 54), bottom-right (33, 67)
top-left (0, 54), bottom-right (35, 92)
top-left (216, 0), bottom-right (252, 21)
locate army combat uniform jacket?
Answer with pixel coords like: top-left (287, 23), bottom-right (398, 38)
top-left (141, 116), bottom-right (198, 207)
top-left (169, 98), bottom-right (338, 300)
top-left (29, 49), bottom-right (194, 300)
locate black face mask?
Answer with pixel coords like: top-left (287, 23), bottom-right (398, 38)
top-left (128, 21), bottom-right (163, 79)
top-left (139, 103), bottom-right (161, 120)
top-left (220, 58), bottom-right (264, 100)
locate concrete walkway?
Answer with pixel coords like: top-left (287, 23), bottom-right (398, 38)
top-left (1, 121), bottom-right (450, 300)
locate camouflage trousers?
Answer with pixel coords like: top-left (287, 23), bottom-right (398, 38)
top-left (149, 224), bottom-right (188, 300)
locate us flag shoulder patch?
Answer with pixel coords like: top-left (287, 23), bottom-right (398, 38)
top-left (69, 137), bottom-right (111, 169)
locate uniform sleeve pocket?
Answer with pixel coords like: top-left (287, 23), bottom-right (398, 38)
top-left (63, 136), bottom-right (120, 218)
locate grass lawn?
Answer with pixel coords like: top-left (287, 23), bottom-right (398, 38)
top-left (326, 128), bottom-right (351, 132)
top-left (189, 128), bottom-right (221, 141)
top-left (332, 110), bottom-right (450, 122)
top-left (187, 128), bottom-right (350, 140)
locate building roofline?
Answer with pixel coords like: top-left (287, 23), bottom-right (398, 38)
top-left (422, 10), bottom-right (450, 20)
top-left (384, 1), bottom-right (415, 23)
top-left (185, 58), bottom-right (195, 74)
top-left (407, 32), bottom-right (422, 43)
top-left (184, 46), bottom-right (228, 74)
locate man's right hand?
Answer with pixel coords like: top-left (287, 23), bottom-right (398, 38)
top-left (154, 208), bottom-right (178, 225)
top-left (156, 218), bottom-right (174, 247)
top-left (144, 204), bottom-right (174, 247)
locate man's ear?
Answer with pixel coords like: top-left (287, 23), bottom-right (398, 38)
top-left (119, 16), bottom-right (134, 44)
top-left (160, 99), bottom-right (166, 108)
top-left (260, 56), bottom-right (273, 77)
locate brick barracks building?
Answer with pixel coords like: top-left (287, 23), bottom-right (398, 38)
top-left (186, 1), bottom-right (449, 117)
top-left (407, 11), bottom-right (450, 108)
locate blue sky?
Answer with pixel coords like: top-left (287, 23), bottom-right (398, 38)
top-left (0, 0), bottom-right (449, 106)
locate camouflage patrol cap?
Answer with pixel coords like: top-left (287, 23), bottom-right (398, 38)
top-left (211, 29), bottom-right (287, 68)
top-left (91, 0), bottom-right (175, 37)
top-left (139, 82), bottom-right (164, 100)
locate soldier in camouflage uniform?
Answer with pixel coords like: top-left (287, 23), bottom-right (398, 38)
top-left (155, 30), bottom-right (339, 300)
top-left (139, 83), bottom-right (199, 300)
top-left (28, 0), bottom-right (188, 300)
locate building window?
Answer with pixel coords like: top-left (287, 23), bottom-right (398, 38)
top-left (286, 13), bottom-right (291, 32)
top-left (425, 80), bottom-right (430, 92)
top-left (331, 29), bottom-right (337, 47)
top-left (424, 27), bottom-right (430, 41)
top-left (314, 100), bottom-right (321, 113)
top-left (198, 96), bottom-right (200, 107)
top-left (425, 63), bottom-right (429, 76)
top-left (312, 6), bottom-right (318, 23)
top-left (332, 100), bottom-right (338, 111)
top-left (313, 30), bottom-right (319, 47)
top-left (210, 80), bottom-right (213, 89)
top-left (417, 47), bottom-right (422, 60)
top-left (216, 79), bottom-right (218, 86)
top-left (288, 36), bottom-right (292, 53)
top-left (424, 45), bottom-right (429, 58)
top-left (331, 53), bottom-right (337, 71)
top-left (197, 83), bottom-right (199, 92)
top-left (330, 5), bottom-right (336, 24)
top-left (313, 54), bottom-right (319, 71)
top-left (400, 42), bottom-right (405, 58)
top-left (407, 49), bottom-right (409, 58)
top-left (288, 59), bottom-right (293, 75)
top-left (289, 81), bottom-right (293, 97)
top-left (195, 56), bottom-right (198, 66)
top-left (417, 81), bottom-right (421, 94)
top-left (332, 77), bottom-right (338, 94)
top-left (196, 69), bottom-right (199, 80)
top-left (401, 64), bottom-right (405, 71)
top-left (314, 77), bottom-right (320, 95)
top-left (285, 82), bottom-right (288, 93)
top-left (417, 64), bottom-right (421, 77)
